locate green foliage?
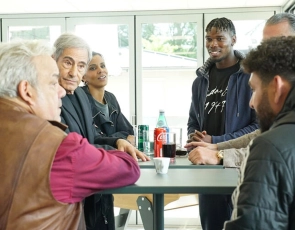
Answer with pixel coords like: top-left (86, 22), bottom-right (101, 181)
top-left (142, 35), bottom-right (178, 53)
top-left (118, 25), bottom-right (129, 47)
top-left (118, 22), bottom-right (197, 59)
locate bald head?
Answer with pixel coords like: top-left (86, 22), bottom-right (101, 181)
top-left (263, 13), bottom-right (295, 40)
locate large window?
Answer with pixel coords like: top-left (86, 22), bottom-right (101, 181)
top-left (0, 11), bottom-right (276, 147)
top-left (1, 18), bottom-right (65, 44)
top-left (66, 16), bottom-right (135, 123)
top-left (136, 15), bottom-right (203, 146)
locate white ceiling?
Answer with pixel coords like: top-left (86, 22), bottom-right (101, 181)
top-left (0, 0), bottom-right (291, 14)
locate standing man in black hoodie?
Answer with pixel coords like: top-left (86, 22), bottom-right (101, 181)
top-left (187, 18), bottom-right (258, 230)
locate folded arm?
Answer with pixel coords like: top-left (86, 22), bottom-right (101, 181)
top-left (50, 132), bottom-right (140, 203)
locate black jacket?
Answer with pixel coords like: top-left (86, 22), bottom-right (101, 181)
top-left (60, 87), bottom-right (116, 230)
top-left (61, 87), bottom-right (119, 149)
top-left (225, 87), bottom-right (295, 230)
top-left (81, 86), bottom-right (134, 139)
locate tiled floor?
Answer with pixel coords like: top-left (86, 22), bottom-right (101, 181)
top-left (127, 227), bottom-right (202, 230)
top-left (125, 206), bottom-right (202, 229)
top-left (115, 196), bottom-right (202, 229)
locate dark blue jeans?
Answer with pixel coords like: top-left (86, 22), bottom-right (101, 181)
top-left (199, 194), bottom-right (233, 230)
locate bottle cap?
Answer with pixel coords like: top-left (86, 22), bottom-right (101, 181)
top-left (159, 109), bottom-right (165, 113)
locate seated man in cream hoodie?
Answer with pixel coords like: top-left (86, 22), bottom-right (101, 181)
top-left (185, 129), bottom-right (259, 167)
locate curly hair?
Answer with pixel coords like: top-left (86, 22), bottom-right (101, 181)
top-left (242, 36), bottom-right (295, 86)
top-left (206, 17), bottom-right (236, 35)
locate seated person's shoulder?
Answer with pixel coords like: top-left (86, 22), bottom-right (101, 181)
top-left (104, 90), bottom-right (116, 99)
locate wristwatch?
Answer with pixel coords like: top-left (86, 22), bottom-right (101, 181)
top-left (216, 150), bottom-right (224, 164)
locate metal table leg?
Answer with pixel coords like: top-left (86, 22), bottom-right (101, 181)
top-left (137, 196), bottom-right (153, 230)
top-left (153, 193), bottom-right (164, 230)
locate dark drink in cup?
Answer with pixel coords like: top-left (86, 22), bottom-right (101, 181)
top-left (162, 143), bottom-right (176, 161)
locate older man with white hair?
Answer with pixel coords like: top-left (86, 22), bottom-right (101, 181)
top-left (0, 40), bottom-right (140, 230)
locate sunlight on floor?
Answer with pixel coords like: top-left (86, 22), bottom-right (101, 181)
top-left (115, 201), bottom-right (202, 229)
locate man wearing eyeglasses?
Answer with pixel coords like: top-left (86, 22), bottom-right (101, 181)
top-left (52, 33), bottom-right (149, 230)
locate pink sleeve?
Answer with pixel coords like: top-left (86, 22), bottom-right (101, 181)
top-left (50, 132), bottom-right (140, 203)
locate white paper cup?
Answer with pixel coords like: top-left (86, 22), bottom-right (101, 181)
top-left (153, 157), bottom-right (170, 174)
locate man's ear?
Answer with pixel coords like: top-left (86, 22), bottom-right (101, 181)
top-left (272, 75), bottom-right (290, 104)
top-left (17, 80), bottom-right (35, 105)
top-left (231, 35), bottom-right (237, 46)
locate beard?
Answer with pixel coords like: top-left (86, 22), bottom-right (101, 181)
top-left (210, 56), bottom-right (225, 63)
top-left (256, 91), bottom-right (277, 133)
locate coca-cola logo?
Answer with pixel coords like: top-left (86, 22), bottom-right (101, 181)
top-left (157, 133), bottom-right (167, 142)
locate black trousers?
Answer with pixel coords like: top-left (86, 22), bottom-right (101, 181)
top-left (84, 194), bottom-right (115, 230)
top-left (199, 194), bottom-right (233, 230)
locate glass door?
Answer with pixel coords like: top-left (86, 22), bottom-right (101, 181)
top-left (66, 16), bottom-right (135, 123)
top-left (135, 14), bottom-right (203, 146)
top-left (2, 18), bottom-right (65, 44)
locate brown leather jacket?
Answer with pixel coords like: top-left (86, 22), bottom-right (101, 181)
top-left (0, 98), bottom-right (83, 230)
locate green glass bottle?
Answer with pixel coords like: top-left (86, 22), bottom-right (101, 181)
top-left (156, 109), bottom-right (168, 129)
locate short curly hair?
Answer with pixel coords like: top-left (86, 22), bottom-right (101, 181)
top-left (242, 36), bottom-right (295, 86)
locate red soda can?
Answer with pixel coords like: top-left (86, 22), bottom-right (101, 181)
top-left (154, 127), bottom-right (166, 157)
